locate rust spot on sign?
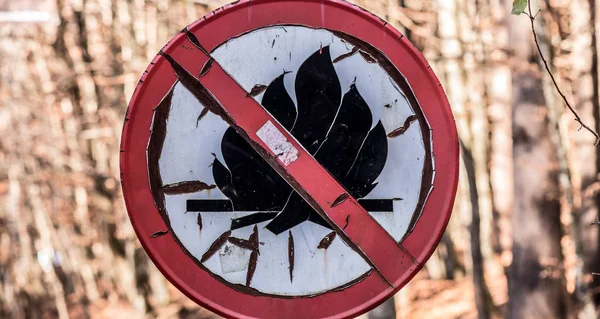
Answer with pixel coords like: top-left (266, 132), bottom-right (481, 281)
top-left (159, 51), bottom-right (233, 126)
top-left (196, 107), bottom-right (209, 127)
top-left (162, 181), bottom-right (216, 195)
top-left (147, 89), bottom-right (173, 220)
top-left (249, 225), bottom-right (259, 252)
top-left (317, 231), bottom-right (337, 250)
top-left (197, 214), bottom-right (203, 233)
top-left (246, 225), bottom-right (260, 287)
top-left (331, 193), bottom-right (349, 208)
top-left (288, 230), bottom-right (294, 282)
top-left (185, 28), bottom-right (210, 56)
top-left (201, 230), bottom-right (231, 263)
top-left (247, 250), bottom-right (258, 287)
top-left (200, 58), bottom-right (214, 77)
top-left (330, 269), bottom-right (373, 292)
top-left (228, 237), bottom-right (255, 250)
top-left (332, 46), bottom-right (359, 63)
top-left (343, 215), bottom-right (350, 230)
top-left (151, 230), bottom-right (169, 238)
top-left (387, 115), bottom-right (418, 138)
top-left (358, 50), bottom-right (376, 63)
top-left (246, 84), bottom-right (268, 97)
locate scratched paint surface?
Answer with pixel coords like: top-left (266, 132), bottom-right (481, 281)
top-left (157, 26), bottom-right (432, 296)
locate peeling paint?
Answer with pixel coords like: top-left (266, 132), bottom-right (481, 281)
top-left (343, 215), bottom-right (350, 230)
top-left (358, 50), bottom-right (376, 63)
top-left (228, 237), bottom-right (255, 250)
top-left (387, 115), bottom-right (418, 138)
top-left (162, 180), bottom-right (216, 195)
top-left (332, 46), bottom-right (359, 63)
top-left (317, 231), bottom-right (336, 250)
top-left (288, 230), bottom-right (294, 282)
top-left (331, 193), bottom-right (349, 208)
top-left (246, 249), bottom-right (258, 286)
top-left (246, 84), bottom-right (268, 97)
top-left (200, 58), bottom-right (214, 77)
top-left (185, 28), bottom-right (209, 56)
top-left (196, 107), bottom-right (209, 127)
top-left (246, 225), bottom-right (260, 287)
top-left (201, 230), bottom-right (231, 263)
top-left (158, 51), bottom-right (233, 126)
top-left (150, 230), bottom-right (169, 238)
top-left (249, 225), bottom-right (259, 252)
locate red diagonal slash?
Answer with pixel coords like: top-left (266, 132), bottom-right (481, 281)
top-left (160, 30), bottom-right (417, 287)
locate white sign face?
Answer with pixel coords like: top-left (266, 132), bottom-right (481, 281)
top-left (154, 26), bottom-right (433, 296)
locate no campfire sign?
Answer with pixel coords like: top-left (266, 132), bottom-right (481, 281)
top-left (120, 1), bottom-right (458, 318)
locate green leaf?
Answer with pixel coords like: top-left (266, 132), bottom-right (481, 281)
top-left (511, 0), bottom-right (527, 15)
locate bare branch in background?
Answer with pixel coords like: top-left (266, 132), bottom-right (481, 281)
top-left (513, 0), bottom-right (600, 145)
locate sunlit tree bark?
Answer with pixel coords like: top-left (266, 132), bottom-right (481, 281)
top-left (507, 5), bottom-right (568, 316)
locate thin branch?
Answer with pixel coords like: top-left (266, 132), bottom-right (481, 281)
top-left (525, 1), bottom-right (600, 145)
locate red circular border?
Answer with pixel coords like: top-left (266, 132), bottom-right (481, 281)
top-left (120, 1), bottom-right (459, 318)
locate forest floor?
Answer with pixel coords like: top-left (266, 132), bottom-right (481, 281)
top-left (87, 267), bottom-right (508, 319)
top-left (406, 270), bottom-right (507, 319)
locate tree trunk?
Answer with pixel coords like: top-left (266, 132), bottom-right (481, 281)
top-left (462, 142), bottom-right (493, 319)
top-left (507, 16), bottom-right (568, 316)
top-left (488, 0), bottom-right (514, 266)
top-left (436, 0), bottom-right (496, 317)
top-left (586, 0), bottom-right (600, 311)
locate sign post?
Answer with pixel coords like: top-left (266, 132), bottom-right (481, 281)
top-left (121, 1), bottom-right (458, 318)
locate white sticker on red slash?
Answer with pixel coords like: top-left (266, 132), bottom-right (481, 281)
top-left (256, 120), bottom-right (299, 166)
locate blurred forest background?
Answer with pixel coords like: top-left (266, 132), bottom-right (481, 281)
top-left (1, 0), bottom-right (599, 318)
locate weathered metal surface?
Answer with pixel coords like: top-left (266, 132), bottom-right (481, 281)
top-left (120, 1), bottom-right (458, 318)
top-left (157, 26), bottom-right (421, 291)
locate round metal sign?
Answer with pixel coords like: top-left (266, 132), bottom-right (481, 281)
top-left (120, 1), bottom-right (458, 318)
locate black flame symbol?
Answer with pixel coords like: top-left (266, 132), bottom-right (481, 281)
top-left (212, 46), bottom-right (388, 234)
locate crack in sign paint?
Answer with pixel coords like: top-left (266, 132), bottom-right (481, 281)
top-left (200, 58), bottom-right (214, 77)
top-left (228, 237), bottom-right (255, 251)
top-left (151, 230), bottom-right (169, 238)
top-left (331, 193), bottom-right (349, 208)
top-left (332, 46), bottom-right (359, 63)
top-left (162, 180), bottom-right (216, 195)
top-left (317, 231), bottom-right (337, 250)
top-left (196, 107), bottom-right (209, 127)
top-left (343, 215), bottom-right (350, 230)
top-left (201, 230), bottom-right (231, 263)
top-left (246, 225), bottom-right (259, 286)
top-left (358, 50), bottom-right (376, 63)
top-left (387, 115), bottom-right (418, 138)
top-left (246, 84), bottom-right (268, 97)
top-left (288, 230), bottom-right (294, 282)
top-left (158, 51), bottom-right (233, 126)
